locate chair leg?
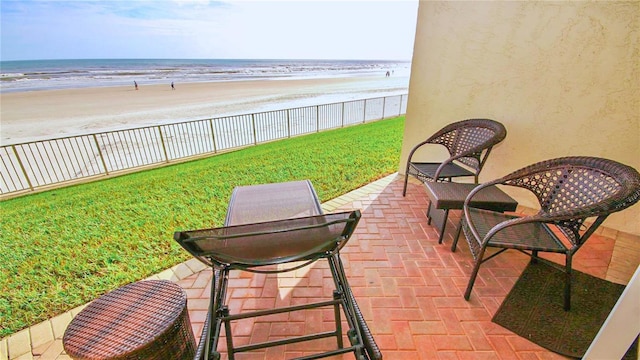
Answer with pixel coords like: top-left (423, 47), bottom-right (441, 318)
top-left (223, 306), bottom-right (234, 360)
top-left (564, 254), bottom-right (572, 311)
top-left (328, 254), bottom-right (368, 360)
top-left (209, 268), bottom-right (229, 360)
top-left (464, 247), bottom-right (487, 300)
top-left (196, 270), bottom-right (219, 360)
top-left (332, 290), bottom-right (344, 349)
top-left (402, 173), bottom-right (410, 196)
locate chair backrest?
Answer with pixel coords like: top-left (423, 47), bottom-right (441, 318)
top-left (174, 210), bottom-right (361, 270)
top-left (499, 156), bottom-right (640, 245)
top-left (427, 118), bottom-right (507, 172)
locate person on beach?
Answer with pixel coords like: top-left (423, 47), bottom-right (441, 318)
top-left (171, 82), bottom-right (175, 90)
top-left (134, 81), bottom-right (138, 90)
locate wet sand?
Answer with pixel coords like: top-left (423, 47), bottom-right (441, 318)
top-left (0, 76), bottom-right (408, 145)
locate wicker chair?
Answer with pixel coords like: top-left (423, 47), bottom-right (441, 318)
top-left (402, 118), bottom-right (507, 196)
top-left (460, 156), bottom-right (640, 310)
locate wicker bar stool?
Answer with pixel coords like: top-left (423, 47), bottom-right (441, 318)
top-left (63, 280), bottom-right (196, 360)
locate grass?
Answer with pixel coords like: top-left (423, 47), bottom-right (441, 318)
top-left (0, 116), bottom-right (405, 337)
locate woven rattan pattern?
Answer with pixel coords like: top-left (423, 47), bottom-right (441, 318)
top-left (63, 280), bottom-right (196, 360)
top-left (430, 126), bottom-right (497, 170)
top-left (403, 119), bottom-right (507, 196)
top-left (499, 157), bottom-right (640, 245)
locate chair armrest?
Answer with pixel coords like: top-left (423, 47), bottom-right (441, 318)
top-left (462, 180), bottom-right (501, 243)
top-left (432, 145), bottom-right (493, 180)
top-left (405, 140), bottom-right (474, 180)
top-left (404, 138), bottom-right (438, 171)
top-left (405, 125), bottom-right (460, 167)
top-left (462, 179), bottom-right (602, 246)
top-left (462, 180), bottom-right (545, 245)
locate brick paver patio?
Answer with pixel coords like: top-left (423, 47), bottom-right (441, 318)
top-left (6, 173), bottom-right (639, 359)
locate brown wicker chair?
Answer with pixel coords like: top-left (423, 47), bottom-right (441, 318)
top-left (460, 156), bottom-right (640, 310)
top-left (402, 118), bottom-right (507, 196)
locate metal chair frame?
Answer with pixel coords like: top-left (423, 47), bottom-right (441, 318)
top-left (175, 210), bottom-right (382, 360)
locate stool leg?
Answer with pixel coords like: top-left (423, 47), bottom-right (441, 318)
top-left (451, 219), bottom-right (463, 252)
top-left (438, 209), bottom-right (449, 244)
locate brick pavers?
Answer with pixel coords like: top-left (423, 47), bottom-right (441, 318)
top-left (7, 174), bottom-right (639, 359)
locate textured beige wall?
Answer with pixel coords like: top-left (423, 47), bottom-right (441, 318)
top-left (401, 1), bottom-right (639, 235)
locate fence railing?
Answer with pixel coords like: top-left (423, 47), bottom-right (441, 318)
top-left (1, 93), bottom-right (407, 197)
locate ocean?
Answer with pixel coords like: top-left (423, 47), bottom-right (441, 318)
top-left (0, 58), bottom-right (410, 93)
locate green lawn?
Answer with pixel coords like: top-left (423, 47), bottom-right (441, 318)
top-left (0, 116), bottom-right (404, 337)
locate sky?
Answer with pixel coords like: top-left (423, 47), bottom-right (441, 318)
top-left (0, 0), bottom-right (419, 61)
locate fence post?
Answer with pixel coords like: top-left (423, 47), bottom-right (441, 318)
top-left (11, 145), bottom-right (34, 191)
top-left (342, 102), bottom-right (345, 127)
top-left (251, 114), bottom-right (258, 145)
top-left (209, 119), bottom-right (217, 153)
top-left (363, 99), bottom-right (368, 123)
top-left (381, 96), bottom-right (386, 120)
top-left (157, 127), bottom-right (170, 163)
top-left (316, 106), bottom-right (320, 132)
top-left (287, 109), bottom-right (291, 138)
top-left (92, 134), bottom-right (110, 175)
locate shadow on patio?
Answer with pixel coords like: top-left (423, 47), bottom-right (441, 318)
top-left (27, 173), bottom-right (639, 359)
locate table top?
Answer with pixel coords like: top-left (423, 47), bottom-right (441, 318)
top-left (225, 180), bottom-right (323, 226)
top-left (424, 182), bottom-right (518, 211)
top-left (63, 280), bottom-right (188, 359)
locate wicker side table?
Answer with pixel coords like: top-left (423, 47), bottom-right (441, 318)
top-left (63, 280), bottom-right (196, 360)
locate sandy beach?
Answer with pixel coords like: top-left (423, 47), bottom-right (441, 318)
top-left (0, 75), bottom-right (408, 145)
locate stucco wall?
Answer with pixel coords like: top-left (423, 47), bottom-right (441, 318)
top-left (401, 1), bottom-right (640, 235)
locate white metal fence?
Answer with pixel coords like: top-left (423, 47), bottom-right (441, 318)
top-left (0, 94), bottom-right (407, 197)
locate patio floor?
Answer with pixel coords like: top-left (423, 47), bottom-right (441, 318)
top-left (12, 173), bottom-right (640, 359)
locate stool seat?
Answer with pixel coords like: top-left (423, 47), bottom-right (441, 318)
top-left (63, 280), bottom-right (196, 360)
